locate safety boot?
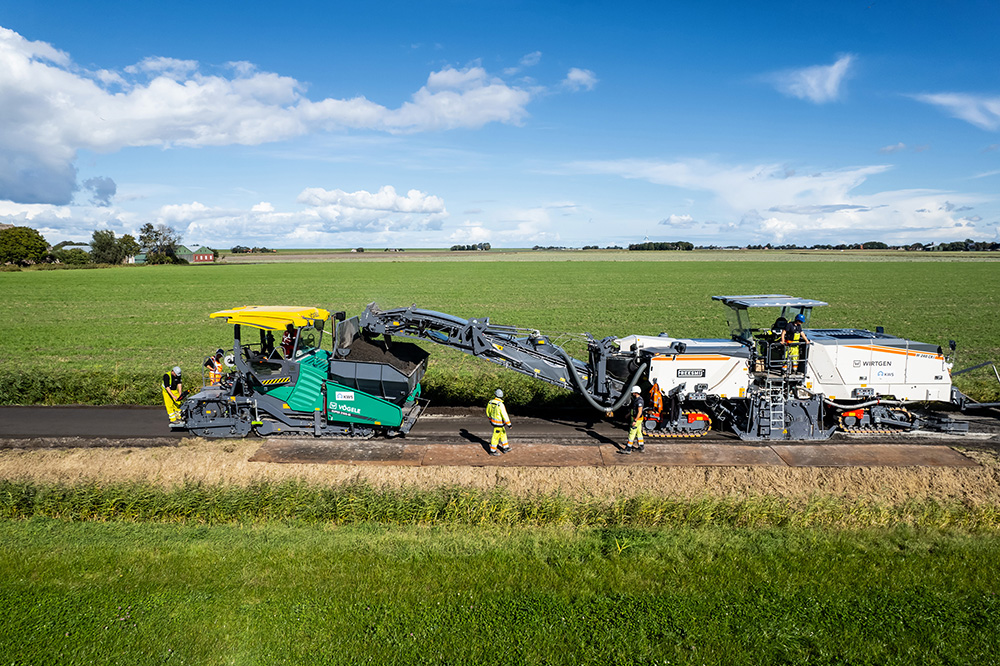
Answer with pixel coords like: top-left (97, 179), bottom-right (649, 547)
top-left (488, 449), bottom-right (501, 456)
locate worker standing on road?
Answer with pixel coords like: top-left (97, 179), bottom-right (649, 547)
top-left (619, 386), bottom-right (645, 454)
top-left (781, 313), bottom-right (811, 373)
top-left (161, 366), bottom-right (184, 424)
top-left (486, 389), bottom-right (512, 456)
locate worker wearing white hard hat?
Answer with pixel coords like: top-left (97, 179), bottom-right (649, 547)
top-left (619, 385), bottom-right (645, 454)
top-left (161, 365), bottom-right (184, 424)
top-left (486, 388), bottom-right (512, 456)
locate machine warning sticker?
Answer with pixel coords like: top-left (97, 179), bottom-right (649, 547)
top-left (677, 369), bottom-right (706, 378)
top-left (335, 391), bottom-right (355, 401)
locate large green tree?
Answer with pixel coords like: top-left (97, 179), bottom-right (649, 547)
top-left (90, 229), bottom-right (120, 264)
top-left (90, 230), bottom-right (143, 264)
top-left (118, 234), bottom-right (140, 261)
top-left (53, 247), bottom-right (92, 265)
top-left (137, 223), bottom-right (181, 256)
top-left (0, 226), bottom-right (48, 265)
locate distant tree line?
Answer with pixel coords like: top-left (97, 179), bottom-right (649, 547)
top-left (629, 241), bottom-right (694, 251)
top-left (0, 223), bottom-right (192, 268)
top-left (739, 239), bottom-right (1000, 252)
top-left (230, 245), bottom-right (277, 254)
top-left (450, 243), bottom-right (491, 251)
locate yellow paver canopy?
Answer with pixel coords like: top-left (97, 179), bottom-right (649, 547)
top-left (210, 306), bottom-right (331, 330)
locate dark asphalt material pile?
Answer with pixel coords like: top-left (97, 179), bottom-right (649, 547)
top-left (337, 337), bottom-right (428, 376)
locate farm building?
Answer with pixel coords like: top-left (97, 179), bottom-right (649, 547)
top-left (191, 246), bottom-right (215, 263)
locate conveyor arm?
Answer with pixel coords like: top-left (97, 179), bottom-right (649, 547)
top-left (359, 303), bottom-right (643, 410)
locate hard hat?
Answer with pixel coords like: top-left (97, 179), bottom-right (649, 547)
top-left (215, 348), bottom-right (225, 357)
top-left (495, 389), bottom-right (504, 398)
top-left (631, 386), bottom-right (641, 394)
top-left (172, 366), bottom-right (182, 375)
top-left (795, 313), bottom-right (805, 322)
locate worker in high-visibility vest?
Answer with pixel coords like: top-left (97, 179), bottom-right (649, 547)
top-left (161, 366), bottom-right (184, 424)
top-left (486, 389), bottom-right (512, 456)
top-left (204, 349), bottom-right (225, 384)
top-left (619, 386), bottom-right (644, 454)
top-left (649, 382), bottom-right (664, 418)
top-left (781, 313), bottom-right (811, 374)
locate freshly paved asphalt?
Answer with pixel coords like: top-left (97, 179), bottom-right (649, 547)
top-left (0, 406), bottom-right (991, 467)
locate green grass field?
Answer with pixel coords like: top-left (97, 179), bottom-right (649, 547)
top-left (3, 255), bottom-right (1000, 665)
top-left (0, 253), bottom-right (1000, 405)
top-left (2, 517), bottom-right (999, 665)
top-left (1, 255), bottom-right (998, 405)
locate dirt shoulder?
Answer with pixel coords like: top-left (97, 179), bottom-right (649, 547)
top-left (1, 437), bottom-right (998, 506)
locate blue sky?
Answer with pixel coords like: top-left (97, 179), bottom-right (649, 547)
top-left (1, 0), bottom-right (999, 248)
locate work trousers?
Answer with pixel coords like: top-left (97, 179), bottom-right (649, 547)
top-left (491, 426), bottom-right (508, 450)
top-left (162, 387), bottom-right (182, 422)
top-left (628, 422), bottom-right (644, 445)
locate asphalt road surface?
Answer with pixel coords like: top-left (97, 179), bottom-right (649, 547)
top-left (0, 406), bottom-right (638, 443)
top-left (1, 405), bottom-right (996, 444)
top-left (2, 406), bottom-right (996, 467)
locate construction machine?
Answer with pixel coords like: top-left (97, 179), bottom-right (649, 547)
top-left (172, 297), bottom-right (982, 442)
top-left (360, 297), bottom-right (974, 441)
top-left (172, 306), bottom-right (428, 438)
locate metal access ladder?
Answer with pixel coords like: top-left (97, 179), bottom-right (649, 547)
top-left (758, 378), bottom-right (786, 439)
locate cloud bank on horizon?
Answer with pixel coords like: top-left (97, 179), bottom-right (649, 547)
top-left (1, 2), bottom-right (998, 248)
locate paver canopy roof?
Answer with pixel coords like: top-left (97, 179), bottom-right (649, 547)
top-left (209, 306), bottom-right (331, 330)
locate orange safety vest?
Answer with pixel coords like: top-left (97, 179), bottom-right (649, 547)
top-left (205, 356), bottom-right (223, 384)
top-left (649, 385), bottom-right (664, 415)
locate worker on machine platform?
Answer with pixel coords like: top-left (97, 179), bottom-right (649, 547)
top-left (781, 313), bottom-right (811, 374)
top-left (281, 323), bottom-right (297, 358)
top-left (649, 382), bottom-right (664, 419)
top-left (486, 389), bottom-right (512, 456)
top-left (619, 385), bottom-right (645, 454)
top-left (204, 348), bottom-right (225, 384)
top-left (161, 366), bottom-right (184, 424)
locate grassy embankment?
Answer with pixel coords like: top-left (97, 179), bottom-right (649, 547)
top-left (2, 254), bottom-right (998, 406)
top-left (2, 494), bottom-right (999, 665)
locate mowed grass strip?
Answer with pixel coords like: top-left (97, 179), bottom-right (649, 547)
top-left (2, 258), bottom-right (998, 405)
top-left (1, 519), bottom-right (998, 665)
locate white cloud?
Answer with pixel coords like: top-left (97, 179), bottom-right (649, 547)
top-left (911, 93), bottom-right (1000, 131)
top-left (768, 54), bottom-right (854, 104)
top-left (572, 156), bottom-right (991, 244)
top-left (147, 186), bottom-right (448, 244)
top-left (879, 142), bottom-right (906, 154)
top-left (296, 185), bottom-right (445, 214)
top-left (425, 65), bottom-right (489, 92)
top-left (124, 56), bottom-right (199, 80)
top-left (573, 157), bottom-right (889, 214)
top-left (520, 51), bottom-right (542, 68)
top-left (504, 51), bottom-right (543, 76)
top-left (563, 68), bottom-right (597, 92)
top-left (0, 26), bottom-right (541, 205)
top-left (659, 214), bottom-right (696, 228)
top-left (448, 221), bottom-right (493, 243)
